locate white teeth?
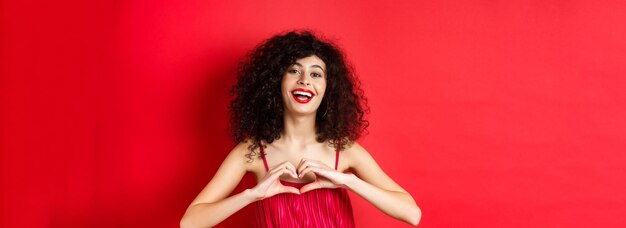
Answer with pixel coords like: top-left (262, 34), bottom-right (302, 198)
top-left (293, 91), bottom-right (312, 98)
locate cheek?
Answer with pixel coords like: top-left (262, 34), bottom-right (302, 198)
top-left (316, 83), bottom-right (327, 99)
top-left (281, 77), bottom-right (291, 93)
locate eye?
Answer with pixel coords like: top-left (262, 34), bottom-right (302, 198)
top-left (311, 72), bottom-right (322, 78)
top-left (288, 69), bottom-right (300, 74)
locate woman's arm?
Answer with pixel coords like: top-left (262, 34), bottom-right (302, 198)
top-left (344, 143), bottom-right (421, 226)
top-left (180, 142), bottom-right (300, 228)
top-left (179, 143), bottom-right (251, 228)
top-left (298, 142), bottom-right (421, 226)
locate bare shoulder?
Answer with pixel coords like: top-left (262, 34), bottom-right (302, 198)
top-left (341, 141), bottom-right (376, 172)
top-left (228, 140), bottom-right (263, 173)
top-left (187, 140), bottom-right (261, 206)
top-left (230, 140), bottom-right (252, 158)
top-left (343, 141), bottom-right (367, 153)
top-left (342, 141), bottom-right (407, 192)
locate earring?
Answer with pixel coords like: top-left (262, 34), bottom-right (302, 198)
top-left (321, 99), bottom-right (329, 117)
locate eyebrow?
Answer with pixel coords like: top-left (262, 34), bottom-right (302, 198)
top-left (293, 62), bottom-right (326, 73)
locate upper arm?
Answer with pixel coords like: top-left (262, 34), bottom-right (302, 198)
top-left (346, 142), bottom-right (408, 193)
top-left (188, 142), bottom-right (252, 207)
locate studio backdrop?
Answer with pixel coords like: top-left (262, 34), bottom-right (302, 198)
top-left (1, 0), bottom-right (625, 227)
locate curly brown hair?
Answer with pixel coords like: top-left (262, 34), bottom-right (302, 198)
top-left (228, 30), bottom-right (369, 160)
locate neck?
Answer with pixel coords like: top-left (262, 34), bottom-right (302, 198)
top-left (282, 112), bottom-right (317, 145)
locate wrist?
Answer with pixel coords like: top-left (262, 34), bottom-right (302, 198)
top-left (244, 188), bottom-right (263, 202)
top-left (342, 173), bottom-right (359, 189)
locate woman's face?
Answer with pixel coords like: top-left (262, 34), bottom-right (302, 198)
top-left (281, 55), bottom-right (327, 116)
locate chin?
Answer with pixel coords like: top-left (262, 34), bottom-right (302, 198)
top-left (286, 104), bottom-right (320, 116)
top-left (290, 109), bottom-right (318, 116)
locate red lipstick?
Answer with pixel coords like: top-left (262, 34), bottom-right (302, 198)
top-left (290, 88), bottom-right (315, 104)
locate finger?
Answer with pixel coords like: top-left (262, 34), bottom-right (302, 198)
top-left (257, 168), bottom-right (288, 192)
top-left (267, 163), bottom-right (283, 175)
top-left (300, 166), bottom-right (332, 179)
top-left (269, 161), bottom-right (290, 172)
top-left (296, 158), bottom-right (307, 174)
top-left (268, 165), bottom-right (286, 177)
top-left (296, 158), bottom-right (306, 170)
top-left (273, 161), bottom-right (297, 178)
top-left (300, 181), bottom-right (322, 194)
top-left (285, 162), bottom-right (298, 178)
top-left (298, 160), bottom-right (329, 175)
top-left (269, 162), bottom-right (296, 177)
top-left (268, 166), bottom-right (292, 181)
top-left (299, 166), bottom-right (318, 178)
top-left (299, 165), bottom-right (327, 176)
top-left (298, 160), bottom-right (320, 175)
top-left (264, 169), bottom-right (294, 188)
top-left (280, 186), bottom-right (301, 195)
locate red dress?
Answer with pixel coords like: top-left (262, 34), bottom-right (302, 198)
top-left (254, 143), bottom-right (356, 228)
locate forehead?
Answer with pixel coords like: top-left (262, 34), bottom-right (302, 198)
top-left (292, 55), bottom-right (326, 69)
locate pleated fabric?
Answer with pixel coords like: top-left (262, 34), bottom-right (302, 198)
top-left (254, 181), bottom-right (355, 228)
top-left (254, 142), bottom-right (355, 228)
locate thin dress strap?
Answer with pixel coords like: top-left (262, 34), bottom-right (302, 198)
top-left (334, 139), bottom-right (341, 170)
top-left (259, 142), bottom-right (269, 172)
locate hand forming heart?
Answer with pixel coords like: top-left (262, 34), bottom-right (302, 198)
top-left (249, 159), bottom-right (352, 200)
top-left (296, 158), bottom-right (349, 193)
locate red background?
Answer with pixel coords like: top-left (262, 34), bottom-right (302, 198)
top-left (2, 0), bottom-right (625, 227)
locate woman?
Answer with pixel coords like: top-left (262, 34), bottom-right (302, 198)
top-left (181, 31), bottom-right (421, 227)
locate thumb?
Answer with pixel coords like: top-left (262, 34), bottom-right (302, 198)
top-left (280, 186), bottom-right (301, 195)
top-left (300, 182), bottom-right (322, 194)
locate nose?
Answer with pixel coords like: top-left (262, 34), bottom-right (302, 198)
top-left (297, 74), bottom-right (310, 86)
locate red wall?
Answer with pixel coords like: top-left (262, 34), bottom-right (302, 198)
top-left (2, 0), bottom-right (625, 227)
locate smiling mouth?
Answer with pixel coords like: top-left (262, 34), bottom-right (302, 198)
top-left (291, 89), bottom-right (314, 104)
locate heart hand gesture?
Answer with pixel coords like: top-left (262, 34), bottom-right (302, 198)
top-left (249, 161), bottom-right (300, 200)
top-left (297, 159), bottom-right (352, 194)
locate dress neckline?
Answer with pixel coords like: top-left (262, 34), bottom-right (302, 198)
top-left (259, 140), bottom-right (342, 173)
